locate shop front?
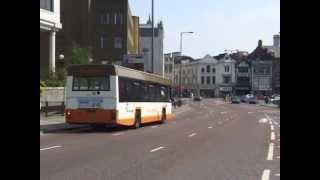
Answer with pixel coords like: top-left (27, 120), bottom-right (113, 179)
top-left (218, 86), bottom-right (233, 98)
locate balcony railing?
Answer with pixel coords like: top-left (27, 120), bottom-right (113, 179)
top-left (40, 0), bottom-right (53, 12)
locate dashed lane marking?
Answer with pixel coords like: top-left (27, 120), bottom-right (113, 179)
top-left (150, 146), bottom-right (165, 153)
top-left (261, 169), bottom-right (271, 180)
top-left (208, 126), bottom-right (213, 129)
top-left (271, 132), bottom-right (275, 140)
top-left (112, 132), bottom-right (124, 136)
top-left (271, 125), bottom-right (274, 131)
top-left (151, 125), bottom-right (158, 128)
top-left (40, 146), bottom-right (62, 151)
top-left (276, 156), bottom-right (280, 159)
top-left (274, 173), bottom-right (280, 177)
top-left (267, 143), bottom-right (274, 160)
top-left (188, 133), bottom-right (197, 137)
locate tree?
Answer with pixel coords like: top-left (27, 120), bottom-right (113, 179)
top-left (66, 42), bottom-right (92, 66)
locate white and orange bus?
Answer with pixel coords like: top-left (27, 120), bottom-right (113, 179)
top-left (65, 64), bottom-right (173, 128)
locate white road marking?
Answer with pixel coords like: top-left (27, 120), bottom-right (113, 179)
top-left (151, 125), bottom-right (158, 128)
top-left (208, 126), bottom-right (213, 129)
top-left (220, 111), bottom-right (227, 114)
top-left (261, 169), bottom-right (271, 180)
top-left (267, 143), bottom-right (274, 160)
top-left (112, 132), bottom-right (124, 136)
top-left (188, 133), bottom-right (197, 137)
top-left (271, 125), bottom-right (274, 130)
top-left (271, 132), bottom-right (275, 140)
top-left (274, 173), bottom-right (280, 177)
top-left (40, 146), bottom-right (62, 151)
top-left (150, 146), bottom-right (165, 152)
top-left (259, 118), bottom-right (268, 123)
top-left (276, 156), bottom-right (280, 159)
top-left (248, 112), bottom-right (253, 114)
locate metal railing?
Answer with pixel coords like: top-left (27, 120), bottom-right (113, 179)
top-left (40, 0), bottom-right (53, 12)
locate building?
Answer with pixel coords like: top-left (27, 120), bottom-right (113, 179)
top-left (139, 18), bottom-right (164, 76)
top-left (172, 53), bottom-right (236, 98)
top-left (56, 0), bottom-right (139, 65)
top-left (40, 0), bottom-right (62, 77)
top-left (248, 40), bottom-right (275, 96)
top-left (164, 52), bottom-right (180, 82)
top-left (231, 51), bottom-right (251, 95)
top-left (213, 53), bottom-right (237, 97)
top-left (264, 34), bottom-right (280, 94)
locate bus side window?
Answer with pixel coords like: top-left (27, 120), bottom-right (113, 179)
top-left (119, 77), bottom-right (126, 102)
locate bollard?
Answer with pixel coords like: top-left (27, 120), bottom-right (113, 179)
top-left (45, 101), bottom-right (48, 117)
top-left (61, 101), bottom-right (65, 115)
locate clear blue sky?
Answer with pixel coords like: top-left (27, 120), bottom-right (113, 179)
top-left (129, 0), bottom-right (280, 59)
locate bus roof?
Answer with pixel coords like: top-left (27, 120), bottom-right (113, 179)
top-left (67, 64), bottom-right (171, 86)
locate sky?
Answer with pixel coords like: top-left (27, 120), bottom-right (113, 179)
top-left (129, 0), bottom-right (280, 59)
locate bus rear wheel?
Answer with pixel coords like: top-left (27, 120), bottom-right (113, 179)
top-left (161, 109), bottom-right (166, 124)
top-left (133, 110), bottom-right (141, 129)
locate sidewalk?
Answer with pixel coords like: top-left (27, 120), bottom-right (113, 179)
top-left (258, 100), bottom-right (279, 108)
top-left (40, 113), bottom-right (87, 133)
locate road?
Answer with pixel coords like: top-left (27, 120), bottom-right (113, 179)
top-left (40, 99), bottom-right (280, 180)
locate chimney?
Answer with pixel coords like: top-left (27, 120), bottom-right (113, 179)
top-left (258, 40), bottom-right (263, 47)
top-left (273, 34), bottom-right (280, 47)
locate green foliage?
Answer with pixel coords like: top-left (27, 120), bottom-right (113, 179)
top-left (41, 42), bottom-right (91, 88)
top-left (66, 42), bottom-right (92, 66)
top-left (40, 80), bottom-right (46, 95)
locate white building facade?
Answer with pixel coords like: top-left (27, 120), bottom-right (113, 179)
top-left (40, 0), bottom-right (62, 74)
top-left (139, 19), bottom-right (164, 76)
top-left (174, 54), bottom-right (236, 98)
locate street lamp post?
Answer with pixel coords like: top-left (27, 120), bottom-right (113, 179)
top-left (151, 0), bottom-right (154, 73)
top-left (179, 32), bottom-right (194, 98)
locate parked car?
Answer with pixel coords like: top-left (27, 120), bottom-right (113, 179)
top-left (194, 96), bottom-right (202, 101)
top-left (273, 95), bottom-right (280, 105)
top-left (248, 97), bottom-right (258, 104)
top-left (231, 96), bottom-right (241, 104)
top-left (240, 95), bottom-right (247, 103)
top-left (270, 94), bottom-right (277, 103)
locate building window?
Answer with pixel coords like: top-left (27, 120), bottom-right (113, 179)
top-left (206, 76), bottom-right (210, 84)
top-left (201, 76), bottom-right (205, 84)
top-left (212, 68), bottom-right (216, 73)
top-left (238, 67), bottom-right (248, 73)
top-left (223, 76), bottom-right (231, 84)
top-left (100, 34), bottom-right (107, 48)
top-left (114, 37), bottom-right (123, 48)
top-left (225, 66), bottom-right (230, 72)
top-left (201, 67), bottom-right (205, 73)
top-left (106, 13), bottom-right (110, 24)
top-left (206, 65), bottom-right (210, 73)
top-left (100, 13), bottom-right (110, 24)
top-left (40, 0), bottom-right (53, 11)
top-left (119, 13), bottom-right (123, 24)
top-left (114, 13), bottom-right (117, 24)
top-left (212, 76), bottom-right (215, 84)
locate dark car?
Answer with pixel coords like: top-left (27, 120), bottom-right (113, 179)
top-left (231, 96), bottom-right (241, 104)
top-left (240, 95), bottom-right (247, 103)
top-left (248, 97), bottom-right (257, 104)
top-left (193, 96), bottom-right (202, 101)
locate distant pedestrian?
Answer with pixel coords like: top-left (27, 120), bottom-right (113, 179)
top-left (264, 96), bottom-right (269, 104)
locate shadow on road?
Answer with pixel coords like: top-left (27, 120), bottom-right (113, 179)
top-left (46, 121), bottom-right (164, 134)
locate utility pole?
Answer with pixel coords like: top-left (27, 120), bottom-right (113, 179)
top-left (151, 0), bottom-right (154, 73)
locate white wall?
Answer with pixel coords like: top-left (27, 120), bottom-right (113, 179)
top-left (40, 0), bottom-right (62, 30)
